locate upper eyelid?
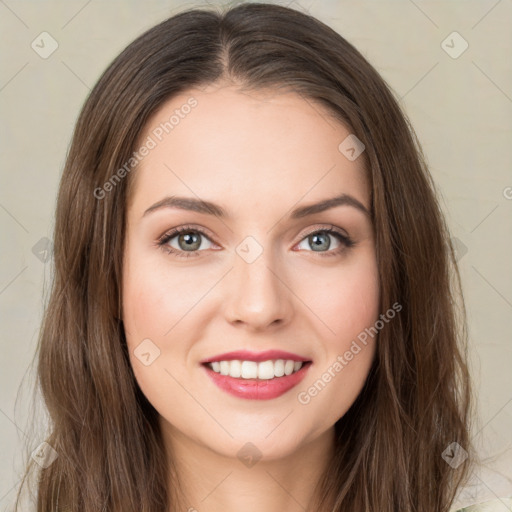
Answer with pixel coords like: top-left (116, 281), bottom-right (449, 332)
top-left (159, 223), bottom-right (350, 246)
top-left (301, 224), bottom-right (349, 239)
top-left (158, 225), bottom-right (214, 243)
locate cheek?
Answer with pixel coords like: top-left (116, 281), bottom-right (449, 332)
top-left (306, 254), bottom-right (380, 345)
top-left (121, 258), bottom-right (181, 404)
top-left (296, 252), bottom-right (379, 415)
top-left (121, 261), bottom-right (192, 405)
top-left (122, 273), bottom-right (169, 344)
top-left (121, 249), bottom-right (215, 391)
top-left (122, 251), bottom-right (204, 343)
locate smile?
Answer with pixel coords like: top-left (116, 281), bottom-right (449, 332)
top-left (201, 358), bottom-right (312, 400)
top-left (207, 359), bottom-right (304, 379)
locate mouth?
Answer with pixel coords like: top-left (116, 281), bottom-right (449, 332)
top-left (200, 352), bottom-right (312, 400)
top-left (204, 359), bottom-right (311, 379)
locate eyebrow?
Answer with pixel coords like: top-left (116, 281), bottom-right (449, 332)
top-left (142, 193), bottom-right (371, 220)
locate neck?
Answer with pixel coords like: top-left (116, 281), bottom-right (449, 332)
top-left (160, 419), bottom-right (335, 512)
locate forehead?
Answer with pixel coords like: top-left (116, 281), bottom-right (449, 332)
top-left (128, 85), bottom-right (369, 217)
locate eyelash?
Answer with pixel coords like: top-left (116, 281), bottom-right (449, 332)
top-left (156, 224), bottom-right (355, 259)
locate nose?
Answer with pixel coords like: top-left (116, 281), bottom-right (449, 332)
top-left (223, 245), bottom-right (293, 331)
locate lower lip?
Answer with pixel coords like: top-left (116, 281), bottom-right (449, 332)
top-left (202, 362), bottom-right (312, 400)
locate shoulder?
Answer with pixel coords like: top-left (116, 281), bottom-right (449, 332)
top-left (450, 460), bottom-right (512, 512)
top-left (451, 497), bottom-right (512, 511)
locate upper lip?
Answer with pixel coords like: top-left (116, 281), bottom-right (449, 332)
top-left (200, 350), bottom-right (311, 364)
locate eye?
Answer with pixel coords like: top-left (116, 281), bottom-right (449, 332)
top-left (157, 225), bottom-right (215, 259)
top-left (157, 224), bottom-right (355, 259)
top-left (295, 226), bottom-right (354, 257)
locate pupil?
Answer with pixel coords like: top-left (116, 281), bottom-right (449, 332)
top-left (176, 232), bottom-right (331, 253)
top-left (311, 233), bottom-right (329, 251)
top-left (180, 232), bottom-right (200, 251)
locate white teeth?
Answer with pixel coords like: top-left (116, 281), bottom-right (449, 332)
top-left (207, 359), bottom-right (305, 379)
top-left (258, 360), bottom-right (274, 380)
top-left (274, 359), bottom-right (285, 377)
top-left (241, 361), bottom-right (258, 379)
top-left (284, 360), bottom-right (294, 376)
top-left (230, 359), bottom-right (241, 378)
top-left (220, 361), bottom-right (230, 375)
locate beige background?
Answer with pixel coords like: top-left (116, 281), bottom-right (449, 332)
top-left (1, 0), bottom-right (511, 509)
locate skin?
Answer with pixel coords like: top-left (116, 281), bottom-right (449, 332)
top-left (122, 82), bottom-right (380, 512)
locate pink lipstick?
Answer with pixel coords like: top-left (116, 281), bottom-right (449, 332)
top-left (200, 350), bottom-right (312, 400)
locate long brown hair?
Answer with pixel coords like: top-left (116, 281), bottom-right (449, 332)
top-left (14, 2), bottom-right (475, 511)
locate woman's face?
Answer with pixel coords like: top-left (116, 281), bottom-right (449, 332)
top-left (122, 83), bottom-right (380, 461)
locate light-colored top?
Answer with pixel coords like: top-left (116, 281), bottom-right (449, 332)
top-left (451, 497), bottom-right (512, 511)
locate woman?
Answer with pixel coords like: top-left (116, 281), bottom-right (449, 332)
top-left (14, 2), bottom-right (478, 511)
